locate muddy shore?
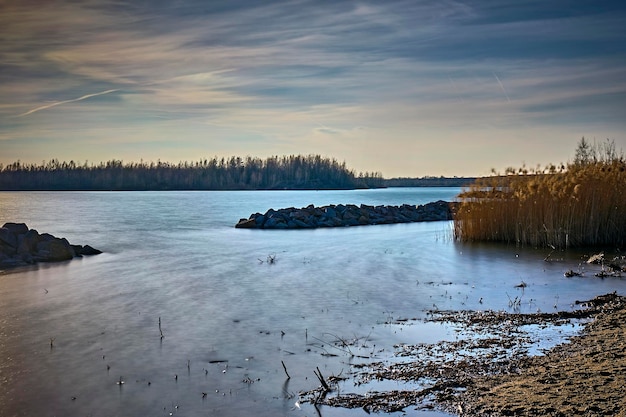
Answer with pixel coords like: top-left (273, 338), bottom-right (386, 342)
top-left (302, 292), bottom-right (626, 416)
top-left (454, 292), bottom-right (626, 417)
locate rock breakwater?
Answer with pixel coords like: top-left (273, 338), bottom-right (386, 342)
top-left (236, 200), bottom-right (456, 229)
top-left (0, 222), bottom-right (102, 269)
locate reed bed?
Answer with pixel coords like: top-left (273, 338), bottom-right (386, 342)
top-left (454, 158), bottom-right (626, 248)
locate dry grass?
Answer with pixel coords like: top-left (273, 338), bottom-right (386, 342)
top-left (454, 158), bottom-right (626, 248)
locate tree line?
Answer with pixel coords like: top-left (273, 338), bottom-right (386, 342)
top-left (385, 176), bottom-right (476, 187)
top-left (0, 155), bottom-right (384, 191)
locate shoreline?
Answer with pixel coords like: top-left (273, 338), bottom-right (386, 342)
top-left (453, 292), bottom-right (626, 416)
top-left (302, 293), bottom-right (626, 416)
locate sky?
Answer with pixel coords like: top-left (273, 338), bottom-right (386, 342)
top-left (1, 0), bottom-right (625, 178)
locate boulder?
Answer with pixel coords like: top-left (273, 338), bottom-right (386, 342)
top-left (3, 222), bottom-right (29, 236)
top-left (17, 229), bottom-right (40, 255)
top-left (0, 222), bottom-right (101, 269)
top-left (254, 214), bottom-right (266, 226)
top-left (73, 244), bottom-right (103, 256)
top-left (324, 206), bottom-right (337, 219)
top-left (0, 227), bottom-right (18, 249)
top-left (35, 238), bottom-right (76, 262)
top-left (236, 218), bottom-right (257, 229)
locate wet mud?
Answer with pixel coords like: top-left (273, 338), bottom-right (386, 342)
top-left (302, 293), bottom-right (626, 416)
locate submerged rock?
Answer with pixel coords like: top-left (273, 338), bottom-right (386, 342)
top-left (236, 200), bottom-right (458, 229)
top-left (0, 222), bottom-right (102, 269)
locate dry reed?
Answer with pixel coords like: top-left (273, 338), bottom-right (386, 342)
top-left (454, 154), bottom-right (626, 249)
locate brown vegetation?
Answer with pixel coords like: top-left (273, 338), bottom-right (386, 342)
top-left (454, 139), bottom-right (625, 248)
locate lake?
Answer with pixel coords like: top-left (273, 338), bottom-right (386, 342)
top-left (1, 188), bottom-right (624, 417)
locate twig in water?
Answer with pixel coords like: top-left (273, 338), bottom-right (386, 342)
top-left (314, 367), bottom-right (330, 392)
top-left (326, 332), bottom-right (354, 356)
top-left (544, 244), bottom-right (556, 261)
top-left (281, 360), bottom-right (291, 379)
top-left (506, 292), bottom-right (522, 310)
top-left (159, 317), bottom-right (164, 339)
top-left (311, 335), bottom-right (348, 357)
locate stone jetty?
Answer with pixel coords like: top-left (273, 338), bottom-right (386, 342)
top-left (236, 200), bottom-right (456, 229)
top-left (0, 222), bottom-right (102, 269)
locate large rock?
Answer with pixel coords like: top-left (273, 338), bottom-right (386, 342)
top-left (3, 222), bottom-right (29, 236)
top-left (35, 238), bottom-right (76, 262)
top-left (0, 227), bottom-right (18, 249)
top-left (0, 222), bottom-right (101, 269)
top-left (236, 218), bottom-right (257, 229)
top-left (78, 245), bottom-right (103, 256)
top-left (236, 200), bottom-right (458, 229)
top-left (17, 229), bottom-right (40, 255)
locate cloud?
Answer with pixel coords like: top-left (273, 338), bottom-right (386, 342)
top-left (492, 72), bottom-right (510, 103)
top-left (1, 0), bottom-right (625, 176)
top-left (16, 89), bottom-right (120, 117)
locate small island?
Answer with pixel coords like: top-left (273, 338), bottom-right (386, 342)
top-left (0, 222), bottom-right (102, 269)
top-left (236, 200), bottom-right (456, 229)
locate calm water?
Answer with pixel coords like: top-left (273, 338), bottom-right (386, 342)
top-left (1, 189), bottom-right (624, 417)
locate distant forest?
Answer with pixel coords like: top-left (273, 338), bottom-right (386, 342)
top-left (0, 155), bottom-right (386, 191)
top-left (0, 155), bottom-right (475, 191)
top-left (385, 177), bottom-right (476, 187)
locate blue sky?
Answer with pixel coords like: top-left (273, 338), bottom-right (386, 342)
top-left (1, 0), bottom-right (625, 177)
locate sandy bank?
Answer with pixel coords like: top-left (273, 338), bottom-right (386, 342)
top-left (456, 293), bottom-right (626, 416)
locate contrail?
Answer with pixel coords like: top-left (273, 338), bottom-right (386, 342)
top-left (17, 89), bottom-right (119, 117)
top-left (492, 72), bottom-right (510, 103)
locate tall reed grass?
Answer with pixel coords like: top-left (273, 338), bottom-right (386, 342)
top-left (454, 146), bottom-right (626, 249)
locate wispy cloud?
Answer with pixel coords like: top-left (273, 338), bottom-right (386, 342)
top-left (1, 0), bottom-right (625, 176)
top-left (493, 72), bottom-right (510, 103)
top-left (16, 89), bottom-right (120, 117)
